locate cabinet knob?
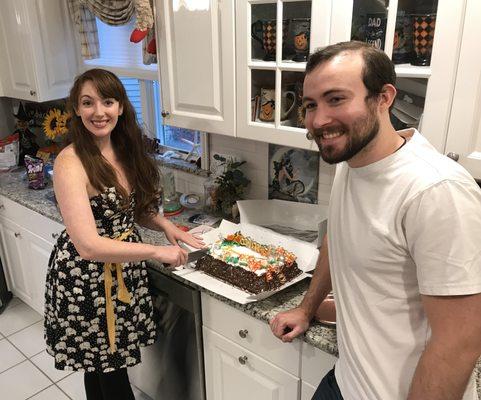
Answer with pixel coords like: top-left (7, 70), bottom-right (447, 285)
top-left (14, 232), bottom-right (21, 238)
top-left (29, 90), bottom-right (36, 96)
top-left (161, 111), bottom-right (170, 118)
top-left (238, 329), bottom-right (248, 338)
top-left (238, 355), bottom-right (248, 365)
top-left (446, 152), bottom-right (459, 162)
top-left (51, 233), bottom-right (59, 239)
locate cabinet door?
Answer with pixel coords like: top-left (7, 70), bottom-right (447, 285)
top-left (444, 0), bottom-right (481, 179)
top-left (301, 381), bottom-right (317, 400)
top-left (0, 217), bottom-right (32, 305)
top-left (155, 0), bottom-right (235, 136)
top-left (0, 0), bottom-right (77, 101)
top-left (0, 0), bottom-right (38, 101)
top-left (301, 341), bottom-right (337, 387)
top-left (203, 327), bottom-right (300, 400)
top-left (236, 0), bottom-right (330, 150)
top-left (29, 0), bottom-right (78, 101)
top-left (22, 230), bottom-right (53, 315)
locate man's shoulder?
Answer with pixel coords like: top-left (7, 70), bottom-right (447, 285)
top-left (404, 132), bottom-right (474, 188)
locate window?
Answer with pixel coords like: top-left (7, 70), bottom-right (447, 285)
top-left (120, 78), bottom-right (143, 125)
top-left (83, 18), bottom-right (157, 80)
top-left (152, 81), bottom-right (201, 152)
top-left (119, 78), bottom-right (204, 157)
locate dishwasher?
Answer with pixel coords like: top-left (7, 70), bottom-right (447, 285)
top-left (0, 255), bottom-right (12, 314)
top-left (129, 268), bottom-right (206, 400)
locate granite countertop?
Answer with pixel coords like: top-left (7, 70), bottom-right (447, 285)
top-left (0, 170), bottom-right (337, 356)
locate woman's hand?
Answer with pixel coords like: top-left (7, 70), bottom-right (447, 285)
top-left (162, 219), bottom-right (205, 249)
top-left (154, 245), bottom-right (188, 267)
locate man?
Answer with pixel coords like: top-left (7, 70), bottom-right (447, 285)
top-left (270, 41), bottom-right (481, 400)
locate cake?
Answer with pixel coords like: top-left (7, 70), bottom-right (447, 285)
top-left (196, 232), bottom-right (302, 294)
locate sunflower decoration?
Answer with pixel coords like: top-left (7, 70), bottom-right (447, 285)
top-left (42, 108), bottom-right (71, 140)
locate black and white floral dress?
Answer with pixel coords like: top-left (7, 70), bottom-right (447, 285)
top-left (44, 187), bottom-right (157, 372)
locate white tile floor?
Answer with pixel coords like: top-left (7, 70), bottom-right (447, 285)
top-left (0, 298), bottom-right (150, 400)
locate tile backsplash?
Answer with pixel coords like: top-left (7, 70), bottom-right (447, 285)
top-left (164, 133), bottom-right (335, 206)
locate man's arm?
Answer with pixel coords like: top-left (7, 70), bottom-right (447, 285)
top-left (270, 234), bottom-right (332, 342)
top-left (408, 292), bottom-right (481, 399)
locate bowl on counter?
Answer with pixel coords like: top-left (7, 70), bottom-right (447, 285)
top-left (314, 295), bottom-right (336, 326)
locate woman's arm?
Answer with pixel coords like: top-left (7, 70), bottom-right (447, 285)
top-left (53, 149), bottom-right (187, 266)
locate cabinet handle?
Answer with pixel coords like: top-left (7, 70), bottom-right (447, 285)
top-left (446, 152), bottom-right (459, 162)
top-left (238, 355), bottom-right (248, 365)
top-left (238, 329), bottom-right (248, 338)
top-left (51, 233), bottom-right (59, 239)
top-left (14, 232), bottom-right (21, 238)
top-left (29, 90), bottom-right (36, 96)
top-left (161, 110), bottom-right (170, 118)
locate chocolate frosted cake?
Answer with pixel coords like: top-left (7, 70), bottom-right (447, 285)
top-left (196, 232), bottom-right (302, 294)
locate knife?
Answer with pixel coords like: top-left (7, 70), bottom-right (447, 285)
top-left (187, 248), bottom-right (209, 263)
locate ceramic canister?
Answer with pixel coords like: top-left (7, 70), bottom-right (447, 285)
top-left (412, 14), bottom-right (436, 66)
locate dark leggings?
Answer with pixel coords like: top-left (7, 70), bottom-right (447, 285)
top-left (84, 368), bottom-right (135, 400)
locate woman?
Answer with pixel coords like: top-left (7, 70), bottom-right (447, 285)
top-left (44, 68), bottom-right (203, 399)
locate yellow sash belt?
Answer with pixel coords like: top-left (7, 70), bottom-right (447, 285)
top-left (104, 228), bottom-right (133, 353)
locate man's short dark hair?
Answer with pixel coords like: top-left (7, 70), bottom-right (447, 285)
top-left (305, 41), bottom-right (396, 100)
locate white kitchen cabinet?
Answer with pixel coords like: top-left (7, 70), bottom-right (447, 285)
top-left (202, 293), bottom-right (302, 399)
top-left (155, 0), bottom-right (236, 136)
top-left (0, 0), bottom-right (78, 101)
top-left (0, 216), bottom-right (32, 306)
top-left (202, 292), bottom-right (301, 376)
top-left (203, 327), bottom-right (300, 400)
top-left (235, 0), bottom-right (466, 151)
top-left (22, 229), bottom-right (54, 315)
top-left (301, 381), bottom-right (317, 400)
top-left (444, 0), bottom-right (481, 179)
top-left (300, 340), bottom-right (337, 397)
top-left (0, 195), bottom-right (63, 314)
top-left (155, 0), bottom-right (465, 151)
top-left (236, 0), bottom-right (330, 150)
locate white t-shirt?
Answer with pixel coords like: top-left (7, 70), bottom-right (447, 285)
top-left (328, 129), bottom-right (481, 400)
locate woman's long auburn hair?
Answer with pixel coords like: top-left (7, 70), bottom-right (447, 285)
top-left (65, 68), bottom-right (160, 222)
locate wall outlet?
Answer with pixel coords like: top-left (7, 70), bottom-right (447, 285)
top-left (210, 152), bottom-right (240, 177)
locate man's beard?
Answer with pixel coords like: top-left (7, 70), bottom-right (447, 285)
top-left (311, 108), bottom-right (380, 165)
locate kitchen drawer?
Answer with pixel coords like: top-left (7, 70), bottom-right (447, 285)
top-left (201, 293), bottom-right (301, 376)
top-left (0, 195), bottom-right (64, 245)
top-left (203, 326), bottom-right (300, 400)
top-left (301, 341), bottom-right (337, 387)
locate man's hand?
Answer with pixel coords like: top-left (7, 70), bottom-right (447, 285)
top-left (269, 307), bottom-right (310, 342)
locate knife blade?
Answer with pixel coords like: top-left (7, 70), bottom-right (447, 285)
top-left (187, 248), bottom-right (209, 263)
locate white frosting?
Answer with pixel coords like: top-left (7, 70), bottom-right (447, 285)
top-left (209, 242), bottom-right (269, 276)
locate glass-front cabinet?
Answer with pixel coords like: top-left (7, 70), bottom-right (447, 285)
top-left (236, 0), bottom-right (331, 150)
top-left (332, 0), bottom-right (464, 152)
top-left (237, 0), bottom-right (465, 152)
